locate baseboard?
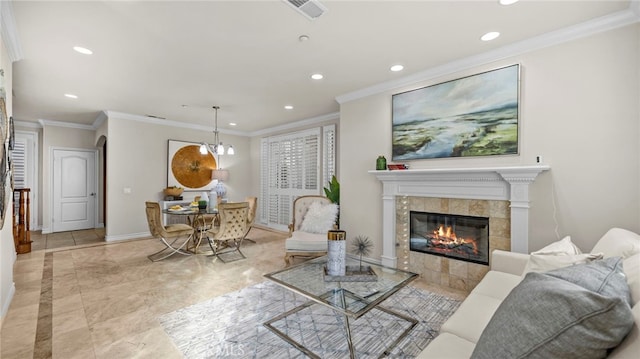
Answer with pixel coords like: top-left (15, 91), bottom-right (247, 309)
top-left (252, 224), bottom-right (288, 236)
top-left (0, 282), bottom-right (16, 329)
top-left (105, 231), bottom-right (151, 242)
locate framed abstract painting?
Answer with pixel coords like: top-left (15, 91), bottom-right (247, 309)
top-left (392, 64), bottom-right (520, 160)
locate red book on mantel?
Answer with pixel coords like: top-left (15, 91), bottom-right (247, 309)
top-left (387, 164), bottom-right (408, 170)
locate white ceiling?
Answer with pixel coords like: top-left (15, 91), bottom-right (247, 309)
top-left (6, 0), bottom-right (636, 135)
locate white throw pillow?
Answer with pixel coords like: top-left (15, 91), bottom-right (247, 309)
top-left (523, 253), bottom-right (604, 275)
top-left (522, 236), bottom-right (602, 276)
top-left (299, 202), bottom-right (338, 234)
top-left (531, 236), bottom-right (582, 256)
top-left (624, 253), bottom-right (640, 306)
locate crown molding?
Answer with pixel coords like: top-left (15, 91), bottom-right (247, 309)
top-left (248, 112), bottom-right (339, 137)
top-left (94, 111), bottom-right (107, 129)
top-left (0, 1), bottom-right (24, 62)
top-left (14, 119), bottom-right (41, 129)
top-left (103, 110), bottom-right (246, 136)
top-left (104, 110), bottom-right (339, 138)
top-left (16, 110), bottom-right (340, 137)
top-left (336, 4), bottom-right (640, 104)
top-left (38, 119), bottom-right (96, 131)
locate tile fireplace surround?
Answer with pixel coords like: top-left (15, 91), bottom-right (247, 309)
top-left (370, 165), bottom-right (549, 292)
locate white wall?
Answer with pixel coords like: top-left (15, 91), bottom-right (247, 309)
top-left (339, 24), bottom-right (639, 256)
top-left (104, 113), bottom-right (252, 240)
top-left (0, 33), bottom-right (16, 326)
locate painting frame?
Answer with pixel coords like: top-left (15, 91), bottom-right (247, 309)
top-left (8, 116), bottom-right (14, 150)
top-left (392, 64), bottom-right (520, 161)
top-left (167, 139), bottom-right (218, 192)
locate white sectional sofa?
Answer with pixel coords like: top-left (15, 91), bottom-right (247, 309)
top-left (419, 228), bottom-right (640, 359)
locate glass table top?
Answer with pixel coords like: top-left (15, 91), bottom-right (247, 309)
top-left (264, 255), bottom-right (418, 318)
top-left (163, 208), bottom-right (218, 215)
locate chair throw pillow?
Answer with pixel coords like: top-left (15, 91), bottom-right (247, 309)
top-left (299, 201), bottom-right (338, 234)
top-left (471, 257), bottom-right (634, 359)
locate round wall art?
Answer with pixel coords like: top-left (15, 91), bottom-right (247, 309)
top-left (170, 143), bottom-right (217, 190)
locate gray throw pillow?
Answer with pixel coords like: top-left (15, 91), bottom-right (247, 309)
top-left (471, 257), bottom-right (634, 359)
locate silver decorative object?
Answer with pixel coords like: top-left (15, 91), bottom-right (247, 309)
top-left (326, 230), bottom-right (346, 276)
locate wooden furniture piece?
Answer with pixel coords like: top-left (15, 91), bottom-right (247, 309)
top-left (13, 188), bottom-right (32, 254)
top-left (145, 201), bottom-right (195, 262)
top-left (284, 195), bottom-right (336, 266)
top-left (206, 201), bottom-right (249, 262)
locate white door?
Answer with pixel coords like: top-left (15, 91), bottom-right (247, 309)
top-left (52, 149), bottom-right (97, 232)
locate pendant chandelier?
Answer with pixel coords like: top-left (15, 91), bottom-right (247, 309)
top-left (199, 105), bottom-right (235, 156)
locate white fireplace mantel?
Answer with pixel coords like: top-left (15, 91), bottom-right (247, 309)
top-left (369, 165), bottom-right (550, 267)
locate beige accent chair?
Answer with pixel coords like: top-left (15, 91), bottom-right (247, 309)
top-left (243, 196), bottom-right (258, 243)
top-left (145, 201), bottom-right (195, 262)
top-left (284, 195), bottom-right (336, 266)
top-left (206, 202), bottom-right (249, 262)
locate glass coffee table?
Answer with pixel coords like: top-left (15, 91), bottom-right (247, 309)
top-left (263, 255), bottom-right (419, 359)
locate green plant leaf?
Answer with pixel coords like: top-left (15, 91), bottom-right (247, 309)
top-left (323, 175), bottom-right (340, 205)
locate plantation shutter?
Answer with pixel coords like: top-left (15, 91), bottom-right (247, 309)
top-left (322, 124), bottom-right (336, 187)
top-left (259, 128), bottom-right (323, 231)
top-left (259, 138), bottom-right (269, 224)
top-left (10, 140), bottom-right (27, 189)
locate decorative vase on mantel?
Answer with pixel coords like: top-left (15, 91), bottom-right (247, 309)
top-left (376, 155), bottom-right (387, 170)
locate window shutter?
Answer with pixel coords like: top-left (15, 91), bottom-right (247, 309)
top-left (10, 140), bottom-right (26, 189)
top-left (262, 127), bottom-right (322, 231)
top-left (259, 138), bottom-right (269, 224)
top-left (322, 124), bottom-right (336, 186)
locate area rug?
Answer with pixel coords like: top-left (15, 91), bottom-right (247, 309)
top-left (160, 281), bottom-right (461, 359)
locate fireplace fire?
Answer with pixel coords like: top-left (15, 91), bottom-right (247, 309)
top-left (410, 211), bottom-right (489, 265)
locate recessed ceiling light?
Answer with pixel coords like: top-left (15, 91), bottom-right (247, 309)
top-left (64, 93), bottom-right (78, 99)
top-left (311, 73), bottom-right (323, 80)
top-left (229, 123), bottom-right (237, 126)
top-left (481, 31), bottom-right (500, 41)
top-left (284, 105), bottom-right (294, 110)
top-left (73, 46), bottom-right (93, 55)
top-left (390, 64), bottom-right (404, 72)
top-left (499, 0), bottom-right (519, 5)
top-left (181, 104), bottom-right (188, 108)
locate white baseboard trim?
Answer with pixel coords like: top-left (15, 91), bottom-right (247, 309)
top-left (1, 282), bottom-right (16, 325)
top-left (105, 231), bottom-right (150, 242)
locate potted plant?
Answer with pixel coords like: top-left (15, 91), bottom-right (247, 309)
top-left (323, 175), bottom-right (340, 226)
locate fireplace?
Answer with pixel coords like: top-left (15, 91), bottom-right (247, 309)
top-left (410, 211), bottom-right (490, 265)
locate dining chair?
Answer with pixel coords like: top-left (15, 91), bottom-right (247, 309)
top-left (145, 201), bottom-right (195, 262)
top-left (243, 196), bottom-right (258, 243)
top-left (206, 201), bottom-right (249, 262)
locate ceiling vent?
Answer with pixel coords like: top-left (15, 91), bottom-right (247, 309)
top-left (284, 0), bottom-right (327, 20)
